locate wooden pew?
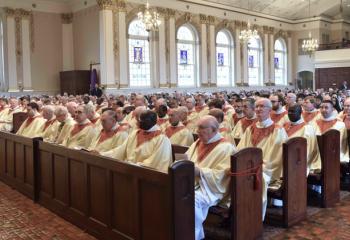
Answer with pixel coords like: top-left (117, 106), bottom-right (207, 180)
top-left (266, 137), bottom-right (307, 227)
top-left (171, 144), bottom-right (189, 162)
top-left (37, 141), bottom-right (194, 240)
top-left (12, 112), bottom-right (28, 133)
top-left (172, 145), bottom-right (263, 239)
top-left (0, 131), bottom-right (40, 200)
top-left (308, 129), bottom-right (340, 207)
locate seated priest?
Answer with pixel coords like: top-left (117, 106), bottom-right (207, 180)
top-left (283, 104), bottom-right (320, 174)
top-left (53, 106), bottom-right (76, 144)
top-left (231, 98), bottom-right (257, 141)
top-left (311, 100), bottom-right (348, 163)
top-left (302, 96), bottom-right (320, 124)
top-left (156, 103), bottom-right (169, 131)
top-left (16, 102), bottom-right (46, 137)
top-left (340, 97), bottom-right (350, 129)
top-left (100, 110), bottom-right (172, 172)
top-left (164, 108), bottom-right (194, 146)
top-left (40, 105), bottom-right (60, 142)
top-left (184, 97), bottom-right (199, 133)
top-left (185, 115), bottom-right (236, 240)
top-left (0, 98), bottom-right (8, 118)
top-left (237, 98), bottom-right (288, 218)
top-left (195, 94), bottom-right (209, 118)
top-left (88, 110), bottom-right (128, 152)
top-left (62, 105), bottom-right (97, 149)
top-left (270, 94), bottom-right (289, 126)
top-left (0, 98), bottom-right (21, 132)
top-left (230, 98), bottom-right (245, 128)
top-left (85, 103), bottom-right (102, 131)
top-left (123, 106), bottom-right (147, 131)
top-left (208, 108), bottom-right (235, 144)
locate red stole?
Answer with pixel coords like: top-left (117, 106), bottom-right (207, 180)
top-left (270, 111), bottom-right (287, 123)
top-left (196, 138), bottom-right (226, 162)
top-left (98, 126), bottom-right (122, 143)
top-left (165, 125), bottom-right (186, 138)
top-left (136, 129), bottom-right (162, 147)
top-left (70, 122), bottom-right (92, 137)
top-left (43, 119), bottom-right (56, 131)
top-left (302, 111), bottom-right (318, 123)
top-left (316, 119), bottom-right (337, 134)
top-left (157, 117), bottom-right (168, 125)
top-left (240, 117), bottom-right (258, 132)
top-left (343, 115), bottom-right (350, 129)
top-left (232, 114), bottom-right (244, 125)
top-left (195, 105), bottom-right (206, 113)
top-left (283, 122), bottom-right (306, 137)
top-left (250, 123), bottom-right (276, 146)
top-left (24, 116), bottom-right (40, 128)
top-left (90, 117), bottom-right (100, 125)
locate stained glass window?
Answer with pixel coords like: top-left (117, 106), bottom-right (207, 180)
top-left (274, 38), bottom-right (287, 85)
top-left (216, 30), bottom-right (234, 86)
top-left (248, 37), bottom-right (263, 86)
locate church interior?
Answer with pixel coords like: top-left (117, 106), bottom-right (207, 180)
top-left (2, 0), bottom-right (350, 239)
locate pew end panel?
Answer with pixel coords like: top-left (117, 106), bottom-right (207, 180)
top-left (231, 147), bottom-right (263, 240)
top-left (37, 141), bottom-right (194, 240)
top-left (266, 137), bottom-right (307, 228)
top-left (308, 129), bottom-right (340, 208)
top-left (12, 112), bottom-right (28, 134)
top-left (0, 131), bottom-right (41, 200)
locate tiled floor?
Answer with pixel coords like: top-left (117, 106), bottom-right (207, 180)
top-left (1, 180), bottom-right (350, 240)
top-left (0, 181), bottom-right (95, 240)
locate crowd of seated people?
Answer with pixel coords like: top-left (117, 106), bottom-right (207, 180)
top-left (0, 87), bottom-right (349, 240)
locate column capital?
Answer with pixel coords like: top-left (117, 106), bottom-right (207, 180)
top-left (199, 14), bottom-right (207, 24)
top-left (208, 15), bottom-right (215, 25)
top-left (61, 13), bottom-right (73, 24)
top-left (116, 0), bottom-right (126, 12)
top-left (96, 0), bottom-right (115, 10)
top-left (167, 8), bottom-right (176, 18)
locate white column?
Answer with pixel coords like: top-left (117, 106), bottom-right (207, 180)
top-left (158, 16), bottom-right (167, 88)
top-left (7, 17), bottom-right (18, 92)
top-left (169, 16), bottom-right (177, 87)
top-left (200, 23), bottom-right (208, 87)
top-left (209, 23), bottom-right (216, 87)
top-left (263, 33), bottom-right (269, 85)
top-left (269, 34), bottom-right (275, 85)
top-left (21, 18), bottom-right (32, 91)
top-left (151, 31), bottom-right (159, 88)
top-left (242, 43), bottom-right (248, 86)
top-left (235, 28), bottom-right (241, 86)
top-left (62, 15), bottom-right (75, 71)
top-left (99, 9), bottom-right (116, 89)
top-left (118, 10), bottom-right (128, 88)
top-left (287, 37), bottom-right (293, 86)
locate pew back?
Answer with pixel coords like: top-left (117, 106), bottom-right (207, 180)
top-left (171, 144), bottom-right (189, 162)
top-left (12, 112), bottom-right (28, 133)
top-left (282, 137), bottom-right (307, 226)
top-left (231, 147), bottom-right (263, 240)
top-left (0, 131), bottom-right (40, 200)
top-left (37, 141), bottom-right (194, 240)
top-left (316, 129), bottom-right (340, 207)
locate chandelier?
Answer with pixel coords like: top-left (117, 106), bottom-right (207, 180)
top-left (239, 0), bottom-right (259, 42)
top-left (302, 32), bottom-right (319, 56)
top-left (239, 21), bottom-right (259, 42)
top-left (302, 0), bottom-right (318, 56)
top-left (137, 1), bottom-right (161, 32)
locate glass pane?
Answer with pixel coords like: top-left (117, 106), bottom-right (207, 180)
top-left (216, 45), bottom-right (232, 86)
top-left (248, 37), bottom-right (261, 48)
top-left (177, 26), bottom-right (194, 41)
top-left (248, 48), bottom-right (262, 86)
top-left (128, 19), bottom-right (149, 37)
top-left (177, 42), bottom-right (195, 86)
top-left (274, 39), bottom-right (284, 51)
top-left (128, 38), bottom-right (151, 87)
top-left (216, 31), bottom-right (229, 45)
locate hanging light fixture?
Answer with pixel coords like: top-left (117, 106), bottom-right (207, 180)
top-left (302, 0), bottom-right (319, 56)
top-left (137, 1), bottom-right (161, 32)
top-left (239, 0), bottom-right (259, 42)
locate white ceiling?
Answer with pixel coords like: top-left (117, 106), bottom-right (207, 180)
top-left (181, 0), bottom-right (350, 20)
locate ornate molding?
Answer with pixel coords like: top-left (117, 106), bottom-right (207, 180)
top-left (61, 13), bottom-right (73, 24)
top-left (167, 8), bottom-right (176, 18)
top-left (207, 15), bottom-right (215, 25)
top-left (199, 14), bottom-right (207, 24)
top-left (234, 20), bottom-right (242, 28)
top-left (113, 11), bottom-right (118, 57)
top-left (156, 7), bottom-right (168, 18)
top-left (97, 0), bottom-right (115, 10)
top-left (116, 0), bottom-right (126, 12)
top-left (184, 12), bottom-right (192, 22)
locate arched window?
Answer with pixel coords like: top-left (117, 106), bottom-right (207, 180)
top-left (177, 24), bottom-right (198, 87)
top-left (216, 30), bottom-right (234, 86)
top-left (274, 38), bottom-right (287, 85)
top-left (128, 19), bottom-right (151, 87)
top-left (248, 36), bottom-right (263, 86)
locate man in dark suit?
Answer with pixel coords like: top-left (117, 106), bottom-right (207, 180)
top-left (90, 83), bottom-right (103, 97)
top-left (340, 81), bottom-right (348, 90)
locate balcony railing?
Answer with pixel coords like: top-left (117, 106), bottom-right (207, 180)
top-left (318, 41), bottom-right (350, 51)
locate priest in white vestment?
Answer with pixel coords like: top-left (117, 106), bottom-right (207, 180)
top-left (0, 98), bottom-right (21, 132)
top-left (39, 105), bottom-right (60, 142)
top-left (88, 110), bottom-right (128, 152)
top-left (270, 94), bottom-right (289, 126)
top-left (185, 115), bottom-right (236, 240)
top-left (302, 96), bottom-right (320, 124)
top-left (100, 110), bottom-right (172, 172)
top-left (53, 106), bottom-right (76, 144)
top-left (237, 98), bottom-right (288, 218)
top-left (231, 98), bottom-right (257, 141)
top-left (164, 108), bottom-right (194, 146)
top-left (17, 102), bottom-right (46, 138)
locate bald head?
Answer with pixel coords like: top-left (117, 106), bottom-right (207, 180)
top-left (197, 115), bottom-right (219, 143)
top-left (177, 106), bottom-right (188, 122)
top-left (134, 106), bottom-right (147, 120)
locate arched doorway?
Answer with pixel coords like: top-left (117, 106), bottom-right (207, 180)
top-left (297, 71), bottom-right (313, 89)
